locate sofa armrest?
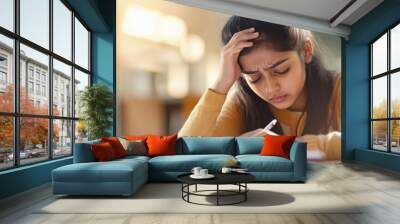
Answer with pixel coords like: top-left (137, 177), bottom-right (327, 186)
top-left (73, 140), bottom-right (100, 163)
top-left (289, 141), bottom-right (307, 181)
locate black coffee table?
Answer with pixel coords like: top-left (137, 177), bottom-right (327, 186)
top-left (177, 172), bottom-right (255, 206)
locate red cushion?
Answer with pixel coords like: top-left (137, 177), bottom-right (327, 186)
top-left (91, 142), bottom-right (118, 161)
top-left (260, 134), bottom-right (296, 159)
top-left (146, 134), bottom-right (177, 157)
top-left (101, 137), bottom-right (127, 158)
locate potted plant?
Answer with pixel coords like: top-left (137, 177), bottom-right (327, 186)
top-left (79, 84), bottom-right (113, 140)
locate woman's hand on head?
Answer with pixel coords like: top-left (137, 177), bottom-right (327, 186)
top-left (240, 128), bottom-right (278, 137)
top-left (211, 27), bottom-right (259, 94)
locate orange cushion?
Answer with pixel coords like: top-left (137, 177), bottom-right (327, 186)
top-left (101, 137), bottom-right (127, 158)
top-left (91, 142), bottom-right (118, 161)
top-left (146, 134), bottom-right (177, 157)
top-left (260, 134), bottom-right (296, 159)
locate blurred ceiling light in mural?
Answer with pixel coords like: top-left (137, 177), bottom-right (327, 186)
top-left (167, 63), bottom-right (189, 98)
top-left (180, 34), bottom-right (205, 63)
top-left (161, 15), bottom-right (187, 46)
top-left (122, 5), bottom-right (186, 46)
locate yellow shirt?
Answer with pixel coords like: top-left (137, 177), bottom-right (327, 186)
top-left (178, 74), bottom-right (341, 160)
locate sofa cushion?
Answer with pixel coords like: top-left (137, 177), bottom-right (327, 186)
top-left (101, 137), bottom-right (127, 158)
top-left (235, 137), bottom-right (263, 155)
top-left (118, 138), bottom-right (147, 156)
top-left (148, 154), bottom-right (235, 172)
top-left (52, 158), bottom-right (147, 183)
top-left (236, 155), bottom-right (293, 172)
top-left (260, 134), bottom-right (296, 159)
top-left (91, 142), bottom-right (118, 161)
top-left (176, 137), bottom-right (235, 155)
top-left (73, 139), bottom-right (101, 163)
top-left (147, 134), bottom-right (177, 157)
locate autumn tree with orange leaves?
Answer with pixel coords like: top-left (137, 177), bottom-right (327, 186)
top-left (0, 84), bottom-right (59, 152)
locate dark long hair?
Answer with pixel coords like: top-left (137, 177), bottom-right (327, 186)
top-left (221, 16), bottom-right (335, 135)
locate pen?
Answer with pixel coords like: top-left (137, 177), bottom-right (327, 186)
top-left (263, 119), bottom-right (277, 132)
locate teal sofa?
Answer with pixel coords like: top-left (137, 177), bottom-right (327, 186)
top-left (52, 137), bottom-right (307, 196)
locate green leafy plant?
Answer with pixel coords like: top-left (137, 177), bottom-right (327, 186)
top-left (79, 84), bottom-right (113, 140)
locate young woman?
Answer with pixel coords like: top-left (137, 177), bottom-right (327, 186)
top-left (178, 16), bottom-right (341, 160)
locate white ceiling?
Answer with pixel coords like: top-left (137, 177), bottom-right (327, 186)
top-left (227, 0), bottom-right (352, 23)
top-left (167, 0), bottom-right (384, 37)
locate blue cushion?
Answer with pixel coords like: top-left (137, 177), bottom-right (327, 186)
top-left (73, 139), bottom-right (100, 163)
top-left (149, 154), bottom-right (235, 172)
top-left (235, 137), bottom-right (264, 155)
top-left (289, 141), bottom-right (307, 181)
top-left (176, 137), bottom-right (235, 155)
top-left (236, 155), bottom-right (293, 172)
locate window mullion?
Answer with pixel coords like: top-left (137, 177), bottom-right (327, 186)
top-left (71, 10), bottom-right (76, 155)
top-left (388, 29), bottom-right (391, 152)
top-left (49, 0), bottom-right (54, 160)
top-left (13, 0), bottom-right (20, 167)
top-left (370, 45), bottom-right (373, 149)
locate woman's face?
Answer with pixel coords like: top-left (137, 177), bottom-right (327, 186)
top-left (238, 43), bottom-right (309, 110)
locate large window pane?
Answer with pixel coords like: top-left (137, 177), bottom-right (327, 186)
top-left (20, 44), bottom-right (49, 115)
top-left (391, 120), bottom-right (400, 153)
top-left (53, 119), bottom-right (72, 158)
top-left (0, 34), bottom-right (14, 112)
top-left (75, 18), bottom-right (89, 70)
top-left (74, 18), bottom-right (89, 70)
top-left (0, 116), bottom-right (13, 170)
top-left (74, 69), bottom-right (89, 118)
top-left (391, 72), bottom-right (400, 118)
top-left (53, 0), bottom-right (72, 60)
top-left (75, 120), bottom-right (88, 143)
top-left (391, 24), bottom-right (400, 70)
top-left (0, 0), bottom-right (14, 31)
top-left (20, 117), bottom-right (49, 165)
top-left (53, 59), bottom-right (72, 117)
top-left (372, 121), bottom-right (388, 151)
top-left (20, 0), bottom-right (49, 49)
top-left (372, 77), bottom-right (387, 119)
top-left (372, 33), bottom-right (387, 76)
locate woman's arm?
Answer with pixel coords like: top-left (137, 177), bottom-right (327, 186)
top-left (178, 89), bottom-right (244, 137)
top-left (179, 27), bottom-right (259, 137)
top-left (298, 132), bottom-right (341, 160)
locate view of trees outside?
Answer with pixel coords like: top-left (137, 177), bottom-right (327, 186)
top-left (0, 115), bottom-right (13, 169)
top-left (372, 98), bottom-right (400, 153)
top-left (0, 85), bottom-right (65, 168)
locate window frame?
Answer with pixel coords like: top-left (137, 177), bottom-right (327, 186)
top-left (370, 20), bottom-right (400, 154)
top-left (0, 0), bottom-right (92, 171)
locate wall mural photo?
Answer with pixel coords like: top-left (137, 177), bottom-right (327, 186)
top-left (117, 0), bottom-right (341, 161)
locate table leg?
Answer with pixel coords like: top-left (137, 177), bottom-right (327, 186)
top-left (187, 184), bottom-right (190, 202)
top-left (181, 184), bottom-right (183, 199)
top-left (195, 184), bottom-right (197, 192)
top-left (217, 184), bottom-right (219, 206)
top-left (245, 183), bottom-right (247, 201)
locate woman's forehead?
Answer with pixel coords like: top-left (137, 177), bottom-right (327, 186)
top-left (239, 47), bottom-right (296, 69)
